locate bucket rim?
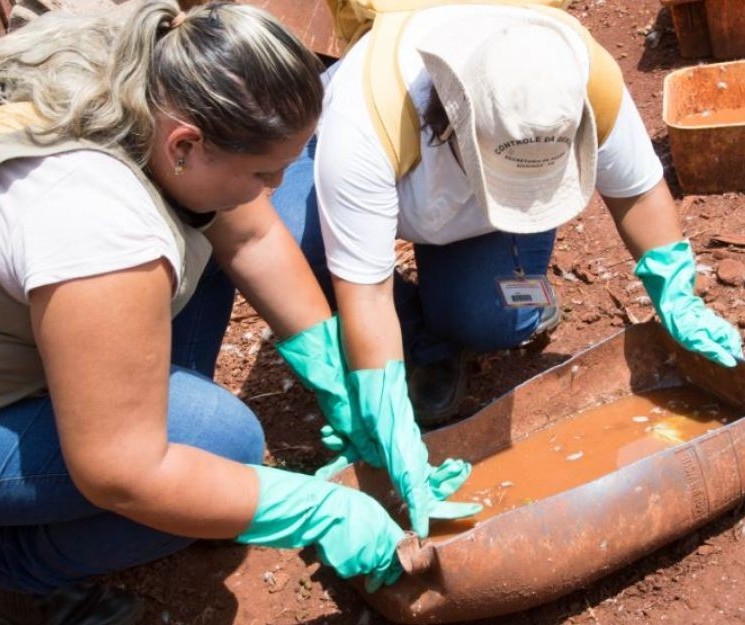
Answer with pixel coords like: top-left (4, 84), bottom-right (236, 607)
top-left (662, 59), bottom-right (745, 127)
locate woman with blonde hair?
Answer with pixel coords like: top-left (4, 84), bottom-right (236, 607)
top-left (0, 2), bottom-right (480, 622)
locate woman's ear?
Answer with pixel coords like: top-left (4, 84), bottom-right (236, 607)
top-left (148, 113), bottom-right (205, 186)
top-left (164, 122), bottom-right (203, 172)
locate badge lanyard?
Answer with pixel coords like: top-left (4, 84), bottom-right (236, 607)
top-left (495, 236), bottom-right (556, 309)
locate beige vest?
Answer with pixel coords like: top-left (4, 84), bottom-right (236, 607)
top-left (0, 103), bottom-right (212, 408)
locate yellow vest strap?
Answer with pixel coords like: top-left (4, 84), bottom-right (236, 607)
top-left (364, 11), bottom-right (421, 177)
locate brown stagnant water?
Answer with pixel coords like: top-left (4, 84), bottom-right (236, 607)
top-left (677, 107), bottom-right (745, 126)
top-left (430, 385), bottom-right (740, 540)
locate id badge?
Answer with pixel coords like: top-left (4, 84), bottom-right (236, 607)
top-left (496, 275), bottom-right (555, 309)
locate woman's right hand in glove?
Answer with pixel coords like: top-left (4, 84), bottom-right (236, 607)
top-left (236, 465), bottom-right (404, 592)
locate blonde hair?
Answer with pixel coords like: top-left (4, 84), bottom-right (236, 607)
top-left (0, 0), bottom-right (323, 165)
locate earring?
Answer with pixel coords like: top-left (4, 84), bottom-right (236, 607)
top-left (173, 158), bottom-right (186, 176)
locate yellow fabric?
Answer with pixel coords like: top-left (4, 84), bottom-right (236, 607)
top-left (327, 0), bottom-right (570, 41)
top-left (585, 32), bottom-right (625, 146)
top-left (363, 11), bottom-right (422, 176)
top-left (326, 0), bottom-right (623, 180)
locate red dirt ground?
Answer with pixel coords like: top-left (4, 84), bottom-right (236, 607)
top-left (109, 1), bottom-right (745, 623)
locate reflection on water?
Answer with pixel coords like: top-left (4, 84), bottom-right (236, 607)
top-left (677, 107), bottom-right (745, 127)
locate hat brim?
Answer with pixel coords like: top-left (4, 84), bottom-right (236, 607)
top-left (474, 100), bottom-right (598, 234)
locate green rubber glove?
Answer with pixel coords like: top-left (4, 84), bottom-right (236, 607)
top-left (348, 361), bottom-right (482, 537)
top-left (276, 316), bottom-right (382, 466)
top-left (315, 434), bottom-right (480, 519)
top-left (278, 319), bottom-right (480, 528)
top-left (319, 424), bottom-right (474, 495)
top-left (635, 240), bottom-right (743, 367)
top-left (236, 465), bottom-right (403, 592)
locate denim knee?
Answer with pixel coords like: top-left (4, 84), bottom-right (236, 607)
top-left (171, 256), bottom-right (236, 378)
top-left (168, 367), bottom-right (265, 465)
top-left (0, 370), bottom-right (265, 594)
top-left (427, 302), bottom-right (541, 353)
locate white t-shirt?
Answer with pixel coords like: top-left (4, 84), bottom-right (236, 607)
top-left (0, 150), bottom-right (181, 303)
top-left (315, 5), bottom-right (664, 285)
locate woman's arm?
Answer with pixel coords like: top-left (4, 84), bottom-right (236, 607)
top-left (29, 257), bottom-right (408, 584)
top-left (332, 274), bottom-right (403, 369)
top-left (602, 178), bottom-right (683, 260)
top-left (206, 192), bottom-right (331, 339)
top-left (30, 258), bottom-right (258, 538)
top-left (604, 179), bottom-right (742, 366)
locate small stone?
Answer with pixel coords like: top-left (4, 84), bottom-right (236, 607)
top-left (580, 311), bottom-right (601, 323)
top-left (717, 258), bottom-right (745, 287)
top-left (697, 544), bottom-right (718, 556)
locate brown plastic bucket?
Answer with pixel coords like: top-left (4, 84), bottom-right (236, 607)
top-left (663, 60), bottom-right (745, 193)
top-left (705, 0), bottom-right (745, 60)
top-left (1, 0), bottom-right (345, 57)
top-left (175, 0), bottom-right (343, 58)
top-left (234, 0), bottom-right (344, 58)
top-left (660, 0), bottom-right (712, 58)
top-left (332, 321), bottom-right (745, 624)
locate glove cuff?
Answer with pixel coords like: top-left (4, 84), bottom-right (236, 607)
top-left (634, 239), bottom-right (694, 316)
top-left (276, 316), bottom-right (339, 365)
top-left (275, 315), bottom-right (348, 412)
top-left (236, 465), bottom-right (333, 548)
top-left (634, 239), bottom-right (692, 280)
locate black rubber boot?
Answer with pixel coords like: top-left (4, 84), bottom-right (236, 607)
top-left (0, 585), bottom-right (143, 625)
top-left (407, 350), bottom-right (468, 427)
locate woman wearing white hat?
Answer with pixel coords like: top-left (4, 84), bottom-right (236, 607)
top-left (272, 4), bottom-right (743, 445)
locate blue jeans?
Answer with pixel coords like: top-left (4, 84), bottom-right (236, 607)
top-left (0, 259), bottom-right (265, 594)
top-left (273, 137), bottom-right (557, 365)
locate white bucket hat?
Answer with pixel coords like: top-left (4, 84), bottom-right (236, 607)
top-left (417, 11), bottom-right (598, 234)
